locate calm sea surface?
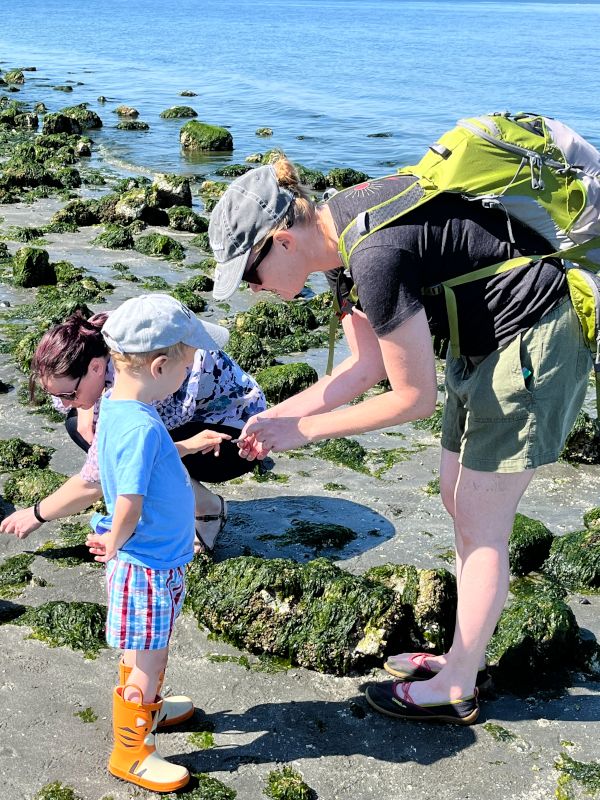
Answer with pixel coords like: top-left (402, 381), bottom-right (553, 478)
top-left (1, 0), bottom-right (599, 180)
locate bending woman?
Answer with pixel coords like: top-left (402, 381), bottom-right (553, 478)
top-left (1, 310), bottom-right (266, 552)
top-left (207, 158), bottom-right (590, 724)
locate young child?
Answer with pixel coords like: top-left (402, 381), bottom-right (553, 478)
top-left (86, 294), bottom-right (230, 793)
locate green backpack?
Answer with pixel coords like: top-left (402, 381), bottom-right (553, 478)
top-left (332, 111), bottom-right (600, 407)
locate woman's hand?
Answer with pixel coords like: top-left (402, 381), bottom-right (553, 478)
top-left (239, 415), bottom-right (309, 456)
top-left (0, 507), bottom-right (43, 539)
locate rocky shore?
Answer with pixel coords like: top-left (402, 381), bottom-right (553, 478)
top-left (0, 63), bottom-right (599, 800)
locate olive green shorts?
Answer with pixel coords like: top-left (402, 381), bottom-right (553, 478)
top-left (441, 300), bottom-right (592, 473)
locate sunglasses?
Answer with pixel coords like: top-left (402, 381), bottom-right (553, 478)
top-left (50, 371), bottom-right (84, 401)
top-left (243, 236), bottom-right (273, 286)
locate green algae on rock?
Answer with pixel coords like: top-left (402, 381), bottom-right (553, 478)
top-left (134, 233), bottom-right (185, 261)
top-left (92, 223), bottom-right (135, 250)
top-left (487, 592), bottom-right (581, 693)
top-left (554, 753), bottom-right (600, 799)
top-left (187, 730), bottom-right (214, 749)
top-left (59, 104), bottom-right (102, 130)
top-left (294, 163), bottom-right (327, 190)
top-left (116, 119), bottom-right (149, 131)
top-left (326, 167), bottom-right (370, 189)
top-left (74, 707), bottom-right (98, 723)
top-left (0, 438), bottom-right (54, 471)
top-left (215, 163), bottom-right (252, 177)
top-left (255, 127), bottom-right (273, 137)
top-left (199, 179), bottom-right (229, 212)
top-left (424, 477), bottom-right (441, 495)
top-left (256, 363), bottom-right (318, 404)
top-left (185, 555), bottom-right (414, 674)
top-left (170, 284), bottom-right (207, 313)
top-left (257, 520), bottom-right (357, 553)
top-left (509, 513), bottom-right (554, 577)
top-left (41, 112), bottom-right (80, 135)
top-left (180, 120), bottom-right (233, 152)
top-left (160, 105), bottom-right (198, 119)
top-left (315, 437), bottom-right (369, 473)
top-left (34, 783), bottom-right (82, 800)
top-left (561, 411), bottom-right (600, 464)
top-left (153, 172), bottom-right (192, 207)
top-left (264, 766), bottom-right (314, 800)
top-left (37, 519), bottom-right (97, 567)
top-left (167, 205), bottom-right (208, 232)
top-left (12, 246), bottom-right (56, 287)
top-left (3, 468), bottom-right (68, 506)
top-left (0, 553), bottom-right (35, 599)
top-left (543, 529), bottom-right (600, 593)
top-left (365, 563), bottom-right (457, 652)
top-left (227, 330), bottom-right (277, 372)
top-left (482, 722), bottom-right (529, 752)
top-left (170, 773), bottom-right (236, 799)
top-left (583, 507), bottom-right (600, 530)
top-left (15, 600), bottom-right (107, 658)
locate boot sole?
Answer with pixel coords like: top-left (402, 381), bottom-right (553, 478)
top-left (157, 705), bottom-right (195, 729)
top-left (365, 690), bottom-right (480, 726)
top-left (109, 764), bottom-right (190, 792)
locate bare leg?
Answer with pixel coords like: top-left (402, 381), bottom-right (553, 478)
top-left (408, 459), bottom-right (535, 704)
top-left (123, 647), bottom-right (169, 704)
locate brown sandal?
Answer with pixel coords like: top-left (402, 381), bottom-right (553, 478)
top-left (194, 495), bottom-right (227, 554)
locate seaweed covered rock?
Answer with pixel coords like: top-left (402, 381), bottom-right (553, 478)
top-left (114, 105), bottom-right (138, 117)
top-left (365, 564), bottom-right (457, 652)
top-left (199, 180), bottom-right (228, 212)
top-left (215, 163), bottom-right (253, 178)
top-left (543, 529), bottom-right (600, 592)
top-left (116, 119), bottom-right (149, 131)
top-left (160, 105), bottom-right (197, 119)
top-left (235, 300), bottom-right (319, 340)
top-left (12, 247), bottom-right (56, 287)
top-left (14, 112), bottom-right (38, 130)
top-left (257, 362), bottom-right (318, 404)
top-left (326, 167), bottom-right (370, 189)
top-left (114, 187), bottom-right (153, 222)
top-left (561, 411), bottom-right (600, 464)
top-left (167, 205), bottom-right (208, 232)
top-left (92, 224), bottom-right (134, 250)
top-left (3, 69), bottom-right (25, 85)
top-left (295, 163), bottom-right (328, 190)
top-left (134, 233), bottom-right (185, 261)
top-left (258, 520), bottom-right (357, 553)
top-left (0, 553), bottom-right (35, 599)
top-left (256, 127), bottom-right (273, 137)
top-left (180, 120), bottom-right (233, 152)
top-left (583, 507), bottom-right (600, 530)
top-left (15, 601), bottom-right (107, 657)
top-left (41, 112), bottom-right (81, 135)
top-left (60, 104), bottom-right (102, 129)
top-left (50, 198), bottom-right (100, 227)
top-left (0, 438), bottom-right (54, 471)
top-left (152, 172), bottom-right (192, 208)
top-left (227, 330), bottom-right (277, 372)
top-left (509, 513), bottom-right (554, 576)
top-left (185, 556), bottom-right (416, 674)
top-left (487, 590), bottom-right (582, 693)
top-left (264, 766), bottom-right (313, 800)
top-left (3, 468), bottom-right (68, 506)
top-left (170, 284), bottom-right (207, 313)
top-left (315, 437), bottom-right (369, 473)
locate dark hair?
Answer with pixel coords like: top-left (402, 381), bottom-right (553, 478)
top-left (29, 311), bottom-right (109, 400)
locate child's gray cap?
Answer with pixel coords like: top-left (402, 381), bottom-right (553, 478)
top-left (209, 165), bottom-right (294, 300)
top-left (102, 293), bottom-right (230, 354)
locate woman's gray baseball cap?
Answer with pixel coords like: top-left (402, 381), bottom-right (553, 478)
top-left (102, 293), bottom-right (230, 354)
top-left (209, 165), bottom-right (294, 300)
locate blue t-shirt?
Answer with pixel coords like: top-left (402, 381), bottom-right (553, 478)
top-left (91, 396), bottom-right (195, 570)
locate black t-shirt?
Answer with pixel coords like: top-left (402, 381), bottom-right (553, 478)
top-left (325, 174), bottom-right (566, 356)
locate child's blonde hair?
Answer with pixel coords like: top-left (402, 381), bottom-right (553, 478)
top-left (111, 341), bottom-right (192, 372)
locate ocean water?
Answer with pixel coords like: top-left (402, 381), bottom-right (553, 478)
top-left (1, 0), bottom-right (599, 180)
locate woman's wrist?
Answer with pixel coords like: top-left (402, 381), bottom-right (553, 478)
top-left (32, 500), bottom-right (48, 524)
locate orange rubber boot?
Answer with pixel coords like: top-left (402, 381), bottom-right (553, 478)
top-left (108, 685), bottom-right (190, 792)
top-left (119, 660), bottom-right (194, 728)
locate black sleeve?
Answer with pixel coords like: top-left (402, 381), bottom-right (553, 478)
top-left (349, 243), bottom-right (423, 337)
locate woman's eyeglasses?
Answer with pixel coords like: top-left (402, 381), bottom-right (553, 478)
top-left (243, 202), bottom-right (295, 287)
top-left (243, 236), bottom-right (273, 286)
top-left (50, 372), bottom-right (84, 401)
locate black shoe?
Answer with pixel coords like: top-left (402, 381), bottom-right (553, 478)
top-left (365, 680), bottom-right (479, 725)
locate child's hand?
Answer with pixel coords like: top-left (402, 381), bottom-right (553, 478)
top-left (186, 430), bottom-right (231, 456)
top-left (86, 532), bottom-right (117, 562)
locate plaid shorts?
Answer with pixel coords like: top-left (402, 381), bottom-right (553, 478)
top-left (105, 559), bottom-right (186, 651)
